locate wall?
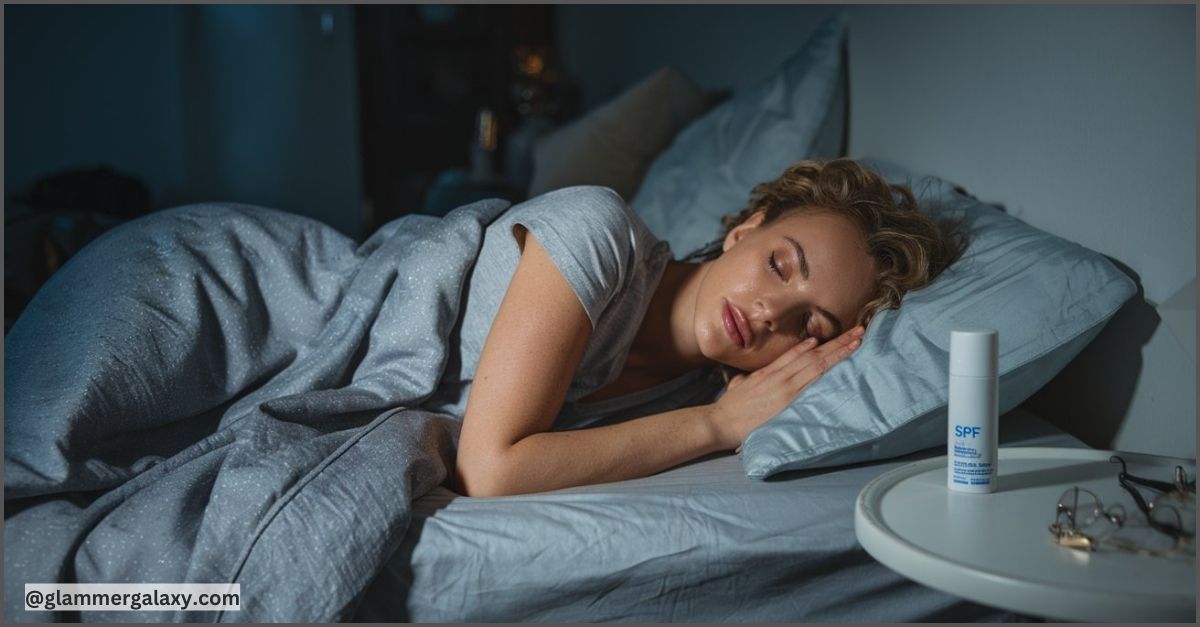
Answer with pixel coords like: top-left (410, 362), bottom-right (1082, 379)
top-left (847, 5), bottom-right (1194, 308)
top-left (559, 4), bottom-right (841, 111)
top-left (558, 5), bottom-right (1196, 458)
top-left (185, 5), bottom-right (363, 238)
top-left (4, 5), bottom-right (364, 238)
top-left (4, 5), bottom-right (190, 208)
top-left (845, 5), bottom-right (1195, 459)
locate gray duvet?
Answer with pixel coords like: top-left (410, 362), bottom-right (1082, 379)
top-left (4, 199), bottom-right (510, 622)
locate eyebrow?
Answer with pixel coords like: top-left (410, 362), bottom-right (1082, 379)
top-left (785, 236), bottom-right (809, 280)
top-left (784, 235), bottom-right (844, 338)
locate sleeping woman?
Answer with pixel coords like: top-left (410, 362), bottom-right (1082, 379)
top-left (3, 157), bottom-right (963, 616)
top-left (445, 158), bottom-right (966, 496)
top-left (3, 157), bottom-right (961, 501)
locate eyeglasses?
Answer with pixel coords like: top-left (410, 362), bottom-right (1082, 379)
top-left (1110, 455), bottom-right (1196, 542)
top-left (1049, 457), bottom-right (1195, 558)
top-left (1048, 486), bottom-right (1126, 552)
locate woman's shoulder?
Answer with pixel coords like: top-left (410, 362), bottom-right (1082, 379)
top-left (510, 185), bottom-right (638, 231)
top-left (493, 185), bottom-right (668, 327)
top-left (508, 185), bottom-right (666, 258)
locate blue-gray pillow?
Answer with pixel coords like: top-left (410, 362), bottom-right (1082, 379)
top-left (630, 11), bottom-right (847, 258)
top-left (739, 158), bottom-right (1137, 477)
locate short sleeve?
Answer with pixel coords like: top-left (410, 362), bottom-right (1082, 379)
top-left (508, 185), bottom-right (641, 328)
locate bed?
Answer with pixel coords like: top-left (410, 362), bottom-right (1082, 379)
top-left (354, 408), bottom-right (1072, 622)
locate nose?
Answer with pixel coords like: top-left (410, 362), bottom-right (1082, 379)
top-left (754, 292), bottom-right (803, 335)
top-left (753, 294), bottom-right (786, 332)
top-left (753, 297), bottom-right (775, 332)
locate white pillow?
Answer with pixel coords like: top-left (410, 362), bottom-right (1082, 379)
top-left (527, 68), bottom-right (709, 202)
top-left (739, 159), bottom-right (1137, 477)
top-left (630, 12), bottom-right (847, 258)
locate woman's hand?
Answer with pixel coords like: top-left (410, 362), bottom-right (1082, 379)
top-left (708, 325), bottom-right (866, 450)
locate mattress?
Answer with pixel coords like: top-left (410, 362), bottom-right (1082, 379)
top-left (353, 406), bottom-right (1082, 622)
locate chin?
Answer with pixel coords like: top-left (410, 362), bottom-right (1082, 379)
top-left (696, 325), bottom-right (748, 371)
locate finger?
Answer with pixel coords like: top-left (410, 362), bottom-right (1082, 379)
top-left (826, 333), bottom-right (862, 362)
top-left (811, 325), bottom-right (865, 355)
top-left (758, 336), bottom-right (819, 377)
top-left (773, 327), bottom-right (860, 378)
top-left (758, 324), bottom-right (864, 378)
top-left (834, 324), bottom-right (866, 343)
top-left (789, 334), bottom-right (861, 385)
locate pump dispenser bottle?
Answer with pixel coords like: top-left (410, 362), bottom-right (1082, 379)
top-left (947, 328), bottom-right (999, 493)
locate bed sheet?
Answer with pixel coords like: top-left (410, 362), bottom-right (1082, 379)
top-left (353, 407), bottom-right (1080, 622)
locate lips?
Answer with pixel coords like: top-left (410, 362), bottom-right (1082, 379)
top-left (722, 299), bottom-right (753, 348)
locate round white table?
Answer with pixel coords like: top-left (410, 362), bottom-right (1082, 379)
top-left (855, 447), bottom-right (1196, 622)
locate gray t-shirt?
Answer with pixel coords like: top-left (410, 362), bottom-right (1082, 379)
top-left (424, 186), bottom-right (724, 430)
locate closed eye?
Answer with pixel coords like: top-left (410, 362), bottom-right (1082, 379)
top-left (768, 252), bottom-right (784, 279)
top-left (802, 313), bottom-right (826, 343)
top-left (771, 251), bottom-right (834, 341)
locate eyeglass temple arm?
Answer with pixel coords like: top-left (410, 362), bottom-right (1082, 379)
top-left (1109, 456), bottom-right (1189, 494)
top-left (1115, 476), bottom-right (1154, 516)
top-left (1113, 477), bottom-right (1190, 539)
top-left (1175, 466), bottom-right (1196, 493)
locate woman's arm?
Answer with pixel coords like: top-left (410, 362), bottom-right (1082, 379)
top-left (454, 229), bottom-right (863, 497)
top-left (454, 230), bottom-right (724, 497)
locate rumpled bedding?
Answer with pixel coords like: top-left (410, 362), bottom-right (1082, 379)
top-left (4, 199), bottom-right (511, 622)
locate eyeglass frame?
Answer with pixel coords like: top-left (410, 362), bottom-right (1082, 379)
top-left (1048, 486), bottom-right (1127, 552)
top-left (1109, 455), bottom-right (1195, 543)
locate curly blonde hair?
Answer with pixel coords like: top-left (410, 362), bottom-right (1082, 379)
top-left (689, 158), bottom-right (967, 327)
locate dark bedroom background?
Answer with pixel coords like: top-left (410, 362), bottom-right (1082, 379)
top-left (4, 4), bottom-right (566, 332)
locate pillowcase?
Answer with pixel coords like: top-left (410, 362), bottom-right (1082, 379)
top-left (527, 67), bottom-right (710, 202)
top-left (630, 11), bottom-right (848, 259)
top-left (739, 158), bottom-right (1137, 477)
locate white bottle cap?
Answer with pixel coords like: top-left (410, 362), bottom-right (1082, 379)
top-left (950, 328), bottom-right (998, 378)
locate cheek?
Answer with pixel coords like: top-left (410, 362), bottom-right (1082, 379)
top-left (694, 312), bottom-right (727, 362)
top-left (693, 260), bottom-right (806, 371)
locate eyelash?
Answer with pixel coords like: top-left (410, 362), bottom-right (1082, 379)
top-left (769, 253), bottom-right (824, 341)
top-left (768, 253), bottom-right (784, 278)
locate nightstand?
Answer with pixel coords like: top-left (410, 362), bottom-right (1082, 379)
top-left (855, 447), bottom-right (1195, 622)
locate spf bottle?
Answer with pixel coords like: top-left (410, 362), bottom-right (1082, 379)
top-left (947, 328), bottom-right (999, 493)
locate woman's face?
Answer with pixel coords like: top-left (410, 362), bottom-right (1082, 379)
top-left (693, 210), bottom-right (877, 371)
